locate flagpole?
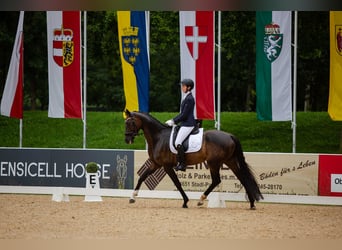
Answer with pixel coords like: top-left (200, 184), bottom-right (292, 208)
top-left (83, 11), bottom-right (87, 149)
top-left (19, 119), bottom-right (22, 147)
top-left (146, 11), bottom-right (150, 151)
top-left (292, 11), bottom-right (298, 153)
top-left (20, 19), bottom-right (24, 148)
top-left (216, 11), bottom-right (222, 130)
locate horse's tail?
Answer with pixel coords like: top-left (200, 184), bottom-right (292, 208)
top-left (231, 135), bottom-right (264, 202)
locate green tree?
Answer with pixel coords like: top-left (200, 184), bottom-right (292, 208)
top-left (220, 11), bottom-right (256, 111)
top-left (86, 11), bottom-right (124, 111)
top-left (149, 11), bottom-right (181, 111)
top-left (297, 11), bottom-right (329, 111)
top-left (23, 12), bottom-right (48, 110)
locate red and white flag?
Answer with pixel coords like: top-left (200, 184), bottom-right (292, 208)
top-left (47, 11), bottom-right (82, 118)
top-left (0, 11), bottom-right (24, 119)
top-left (179, 11), bottom-right (215, 120)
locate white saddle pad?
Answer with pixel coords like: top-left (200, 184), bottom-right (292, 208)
top-left (169, 126), bottom-right (203, 154)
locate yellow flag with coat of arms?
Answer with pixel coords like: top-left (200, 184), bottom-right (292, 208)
top-left (329, 11), bottom-right (342, 121)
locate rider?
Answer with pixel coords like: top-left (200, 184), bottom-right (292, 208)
top-left (165, 79), bottom-right (196, 172)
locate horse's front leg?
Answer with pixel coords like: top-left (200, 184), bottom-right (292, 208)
top-left (129, 166), bottom-right (156, 204)
top-left (164, 166), bottom-right (189, 208)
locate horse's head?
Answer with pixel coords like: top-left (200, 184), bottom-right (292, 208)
top-left (124, 110), bottom-right (142, 144)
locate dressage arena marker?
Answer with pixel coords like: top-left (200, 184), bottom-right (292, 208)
top-left (207, 183), bottom-right (226, 208)
top-left (84, 173), bottom-right (102, 202)
top-left (207, 192), bottom-right (226, 208)
top-left (52, 187), bottom-right (69, 202)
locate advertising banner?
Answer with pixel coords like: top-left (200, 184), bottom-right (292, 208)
top-left (318, 154), bottom-right (342, 196)
top-left (1, 149), bottom-right (329, 198)
top-left (134, 151), bottom-right (319, 196)
top-left (0, 148), bottom-right (134, 189)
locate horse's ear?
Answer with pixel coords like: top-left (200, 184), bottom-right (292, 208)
top-left (123, 109), bottom-right (131, 119)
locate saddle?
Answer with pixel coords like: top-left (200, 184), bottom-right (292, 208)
top-left (169, 125), bottom-right (203, 154)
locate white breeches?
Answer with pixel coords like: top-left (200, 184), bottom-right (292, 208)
top-left (175, 126), bottom-right (194, 146)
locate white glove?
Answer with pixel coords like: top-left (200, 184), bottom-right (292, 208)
top-left (165, 119), bottom-right (175, 126)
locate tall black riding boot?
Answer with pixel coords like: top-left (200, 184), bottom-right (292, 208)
top-left (174, 144), bottom-right (186, 171)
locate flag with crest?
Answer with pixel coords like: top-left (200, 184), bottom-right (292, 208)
top-left (256, 11), bottom-right (292, 121)
top-left (329, 11), bottom-right (342, 121)
top-left (47, 11), bottom-right (82, 118)
top-left (179, 11), bottom-right (215, 120)
top-left (117, 11), bottom-right (150, 115)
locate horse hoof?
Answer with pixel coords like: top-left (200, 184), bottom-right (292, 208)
top-left (182, 204), bottom-right (188, 208)
top-left (250, 206), bottom-right (256, 210)
top-left (129, 198), bottom-right (135, 204)
top-left (197, 201), bottom-right (204, 206)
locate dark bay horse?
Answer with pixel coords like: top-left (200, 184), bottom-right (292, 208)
top-left (124, 110), bottom-right (263, 209)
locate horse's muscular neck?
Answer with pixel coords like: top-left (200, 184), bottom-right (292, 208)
top-left (137, 113), bottom-right (165, 147)
top-left (140, 120), bottom-right (162, 147)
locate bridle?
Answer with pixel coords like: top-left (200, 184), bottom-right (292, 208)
top-left (125, 116), bottom-right (140, 139)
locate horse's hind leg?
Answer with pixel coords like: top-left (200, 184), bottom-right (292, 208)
top-left (164, 166), bottom-right (189, 208)
top-left (198, 166), bottom-right (221, 206)
top-left (246, 193), bottom-right (256, 210)
top-left (129, 166), bottom-right (156, 204)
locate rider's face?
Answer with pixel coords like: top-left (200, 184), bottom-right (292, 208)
top-left (181, 84), bottom-right (188, 93)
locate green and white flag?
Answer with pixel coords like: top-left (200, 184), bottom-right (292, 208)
top-left (256, 11), bottom-right (292, 121)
